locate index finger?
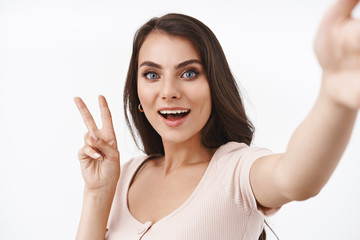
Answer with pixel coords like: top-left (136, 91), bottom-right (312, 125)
top-left (74, 97), bottom-right (99, 132)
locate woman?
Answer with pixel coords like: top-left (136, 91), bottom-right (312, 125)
top-left (74, 0), bottom-right (360, 239)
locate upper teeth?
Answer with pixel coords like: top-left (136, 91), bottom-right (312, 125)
top-left (160, 109), bottom-right (189, 114)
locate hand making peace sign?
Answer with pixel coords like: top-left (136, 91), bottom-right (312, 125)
top-left (74, 95), bottom-right (120, 192)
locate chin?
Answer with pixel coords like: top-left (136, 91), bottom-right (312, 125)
top-left (159, 130), bottom-right (202, 145)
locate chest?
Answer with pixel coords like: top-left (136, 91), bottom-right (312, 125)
top-left (127, 163), bottom-right (208, 224)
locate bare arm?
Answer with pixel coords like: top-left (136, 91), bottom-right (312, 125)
top-left (76, 188), bottom-right (116, 240)
top-left (74, 96), bottom-right (120, 239)
top-left (251, 88), bottom-right (357, 207)
top-left (250, 0), bottom-right (360, 208)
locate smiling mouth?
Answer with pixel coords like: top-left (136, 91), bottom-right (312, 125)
top-left (158, 109), bottom-right (190, 120)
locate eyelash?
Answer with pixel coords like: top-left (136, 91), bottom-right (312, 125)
top-left (142, 69), bottom-right (200, 80)
top-left (143, 72), bottom-right (159, 80)
top-left (182, 69), bottom-right (200, 79)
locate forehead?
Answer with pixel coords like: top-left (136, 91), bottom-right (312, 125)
top-left (138, 31), bottom-right (201, 66)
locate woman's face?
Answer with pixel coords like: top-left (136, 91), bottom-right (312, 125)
top-left (137, 31), bottom-right (211, 145)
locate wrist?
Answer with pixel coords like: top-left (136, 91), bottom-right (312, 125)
top-left (84, 177), bottom-right (119, 194)
top-left (321, 70), bottom-right (360, 111)
top-left (83, 186), bottom-right (117, 206)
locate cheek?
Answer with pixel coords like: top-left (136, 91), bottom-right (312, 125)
top-left (191, 80), bottom-right (212, 112)
top-left (137, 81), bottom-right (157, 107)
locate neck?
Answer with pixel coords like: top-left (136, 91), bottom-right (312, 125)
top-left (158, 134), bottom-right (215, 176)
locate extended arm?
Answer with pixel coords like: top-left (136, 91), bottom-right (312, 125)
top-left (250, 0), bottom-right (360, 208)
top-left (251, 86), bottom-right (357, 208)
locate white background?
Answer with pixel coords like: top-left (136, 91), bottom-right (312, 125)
top-left (1, 0), bottom-right (360, 239)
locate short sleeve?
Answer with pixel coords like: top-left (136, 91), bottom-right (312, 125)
top-left (239, 146), bottom-right (280, 216)
top-left (217, 142), bottom-right (280, 216)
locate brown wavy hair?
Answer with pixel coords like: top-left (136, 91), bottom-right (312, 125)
top-left (123, 13), bottom-right (267, 239)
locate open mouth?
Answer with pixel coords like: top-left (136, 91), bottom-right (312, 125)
top-left (158, 109), bottom-right (190, 121)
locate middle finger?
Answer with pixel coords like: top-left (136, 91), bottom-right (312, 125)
top-left (98, 95), bottom-right (115, 132)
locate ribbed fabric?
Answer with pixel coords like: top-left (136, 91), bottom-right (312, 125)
top-left (106, 142), bottom-right (279, 240)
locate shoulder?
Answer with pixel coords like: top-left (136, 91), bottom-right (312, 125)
top-left (213, 141), bottom-right (272, 168)
top-left (213, 142), bottom-right (275, 214)
top-left (121, 155), bottom-right (148, 171)
top-left (120, 154), bottom-right (162, 180)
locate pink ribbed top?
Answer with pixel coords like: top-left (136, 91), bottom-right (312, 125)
top-left (106, 142), bottom-right (278, 240)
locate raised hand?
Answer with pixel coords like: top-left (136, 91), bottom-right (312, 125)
top-left (314, 0), bottom-right (360, 110)
top-left (74, 95), bottom-right (120, 191)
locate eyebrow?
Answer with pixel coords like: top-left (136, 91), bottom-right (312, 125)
top-left (139, 59), bottom-right (202, 69)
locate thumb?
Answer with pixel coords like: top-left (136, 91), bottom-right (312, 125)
top-left (324, 0), bottom-right (358, 24)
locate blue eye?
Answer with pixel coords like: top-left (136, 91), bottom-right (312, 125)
top-left (144, 72), bottom-right (159, 80)
top-left (182, 70), bottom-right (199, 79)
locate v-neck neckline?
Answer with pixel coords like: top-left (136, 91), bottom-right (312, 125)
top-left (124, 151), bottom-right (218, 227)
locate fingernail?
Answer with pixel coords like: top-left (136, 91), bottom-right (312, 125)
top-left (90, 132), bottom-right (98, 141)
top-left (93, 153), bottom-right (101, 159)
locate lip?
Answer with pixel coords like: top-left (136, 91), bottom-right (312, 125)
top-left (158, 107), bottom-right (191, 127)
top-left (158, 107), bottom-right (190, 111)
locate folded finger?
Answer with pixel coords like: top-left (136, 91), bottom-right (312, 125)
top-left (343, 19), bottom-right (360, 51)
top-left (78, 145), bottom-right (103, 161)
top-left (86, 134), bottom-right (119, 161)
top-left (74, 97), bottom-right (98, 132)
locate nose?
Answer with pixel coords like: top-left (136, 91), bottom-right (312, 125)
top-left (161, 78), bottom-right (180, 100)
